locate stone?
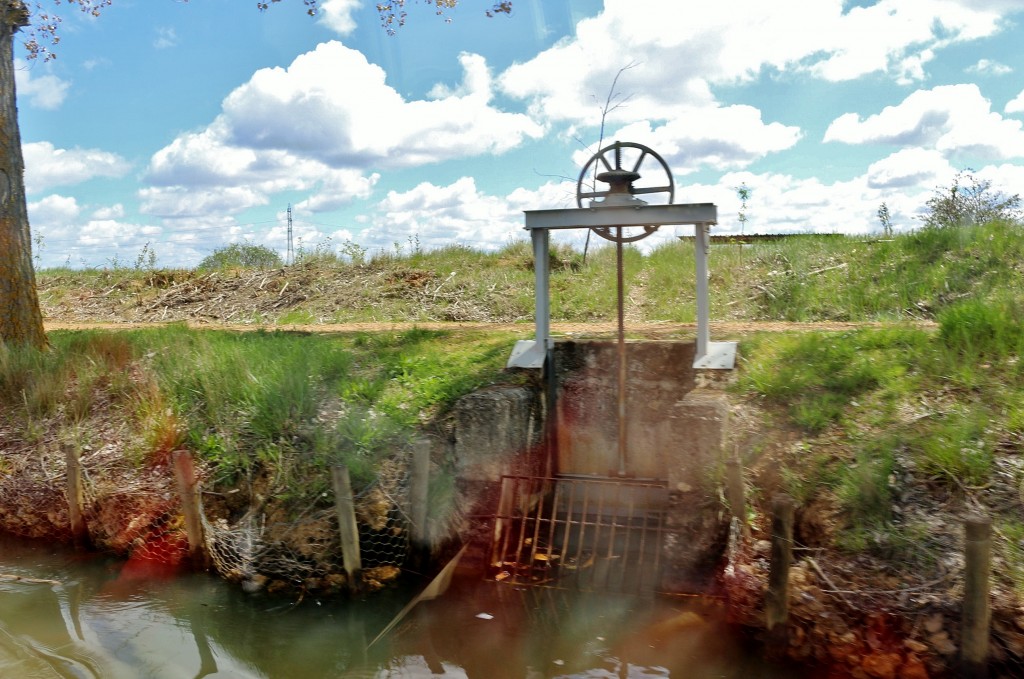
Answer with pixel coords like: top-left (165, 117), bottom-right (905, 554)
top-left (923, 614), bottom-right (944, 634)
top-left (861, 651), bottom-right (902, 679)
top-left (753, 539), bottom-right (772, 555)
top-left (903, 639), bottom-right (928, 654)
top-left (928, 631), bottom-right (957, 656)
top-left (899, 654), bottom-right (930, 679)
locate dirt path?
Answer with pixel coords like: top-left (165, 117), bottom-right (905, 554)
top-left (44, 319), bottom-right (938, 336)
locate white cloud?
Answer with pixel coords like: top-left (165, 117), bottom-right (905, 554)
top-left (823, 84), bottom-right (1024, 159)
top-left (1006, 90), bottom-right (1024, 114)
top-left (865, 149), bottom-right (955, 189)
top-left (28, 194), bottom-right (80, 224)
top-left (144, 42), bottom-right (543, 219)
top-left (138, 186), bottom-right (269, 218)
top-left (603, 106), bottom-right (803, 174)
top-left (22, 142), bottom-right (131, 194)
top-left (14, 59), bottom-right (70, 110)
top-left (92, 204), bottom-right (126, 220)
top-left (294, 170), bottom-right (380, 213)
top-left (968, 58), bottom-right (1012, 75)
top-left (358, 177), bottom-right (523, 253)
top-left (154, 27), bottom-right (178, 49)
top-left (499, 0), bottom-right (1011, 129)
top-left (318, 0), bottom-right (361, 36)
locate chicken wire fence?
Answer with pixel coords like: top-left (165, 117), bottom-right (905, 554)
top-left (0, 442), bottom-right (414, 591)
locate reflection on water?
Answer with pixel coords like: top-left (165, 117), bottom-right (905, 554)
top-left (0, 534), bottom-right (799, 678)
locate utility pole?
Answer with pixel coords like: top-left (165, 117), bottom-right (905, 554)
top-left (286, 204), bottom-right (294, 266)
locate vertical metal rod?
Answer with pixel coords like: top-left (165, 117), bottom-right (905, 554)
top-left (492, 476), bottom-right (514, 569)
top-left (532, 228), bottom-right (551, 350)
top-left (559, 480), bottom-right (577, 570)
top-left (694, 222), bottom-right (711, 361)
top-left (512, 477), bottom-right (534, 583)
top-left (574, 481), bottom-right (591, 581)
top-left (621, 486), bottom-right (638, 592)
top-left (616, 229), bottom-right (628, 476)
top-left (544, 482), bottom-right (562, 565)
top-left (527, 478), bottom-right (547, 579)
top-left (591, 481), bottom-right (607, 590)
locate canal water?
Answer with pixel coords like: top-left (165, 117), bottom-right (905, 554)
top-left (0, 533), bottom-right (801, 678)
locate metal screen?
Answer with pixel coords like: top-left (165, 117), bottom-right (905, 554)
top-left (489, 474), bottom-right (668, 593)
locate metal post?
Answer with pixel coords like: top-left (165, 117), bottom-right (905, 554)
top-left (962, 515), bottom-right (992, 678)
top-left (409, 439), bottom-right (431, 570)
top-left (694, 222), bottom-right (711, 361)
top-left (726, 457), bottom-right (748, 539)
top-left (615, 230), bottom-right (627, 477)
top-left (766, 494), bottom-right (795, 650)
top-left (532, 227), bottom-right (550, 350)
top-left (331, 465), bottom-right (363, 593)
top-left (63, 443), bottom-right (91, 549)
top-left (172, 450), bottom-right (210, 570)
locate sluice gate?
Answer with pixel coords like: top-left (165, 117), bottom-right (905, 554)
top-left (489, 475), bottom-right (668, 593)
top-left (477, 140), bottom-right (736, 594)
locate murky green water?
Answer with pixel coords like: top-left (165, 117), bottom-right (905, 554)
top-left (0, 534), bottom-right (799, 678)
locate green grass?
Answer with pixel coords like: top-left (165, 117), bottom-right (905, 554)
top-left (35, 222), bottom-right (1024, 326)
top-left (0, 325), bottom-right (521, 502)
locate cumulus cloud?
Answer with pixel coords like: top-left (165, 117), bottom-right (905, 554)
top-left (22, 142), bottom-right (131, 194)
top-left (358, 177), bottom-right (523, 253)
top-left (14, 59), bottom-right (70, 110)
top-left (144, 42), bottom-right (543, 217)
top-left (28, 194), bottom-right (80, 224)
top-left (1006, 90), bottom-right (1024, 114)
top-left (968, 58), bottom-right (1012, 75)
top-left (602, 106), bottom-right (802, 174)
top-left (154, 27), bottom-right (178, 50)
top-left (318, 0), bottom-right (362, 36)
top-left (499, 0), bottom-right (1010, 128)
top-left (865, 149), bottom-right (955, 189)
top-left (823, 84), bottom-right (1024, 159)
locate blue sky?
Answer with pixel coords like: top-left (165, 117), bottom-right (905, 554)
top-left (14, 0), bottom-right (1024, 268)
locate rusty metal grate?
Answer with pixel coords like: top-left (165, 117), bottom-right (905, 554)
top-left (488, 475), bottom-right (668, 593)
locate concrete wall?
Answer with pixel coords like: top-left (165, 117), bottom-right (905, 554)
top-left (552, 340), bottom-right (728, 492)
top-left (443, 340), bottom-right (734, 591)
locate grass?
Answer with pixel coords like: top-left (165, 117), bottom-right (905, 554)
top-left (0, 325), bottom-right (521, 503)
top-left (35, 222), bottom-right (1024, 326)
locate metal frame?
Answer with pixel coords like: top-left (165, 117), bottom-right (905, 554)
top-left (507, 203), bottom-right (737, 370)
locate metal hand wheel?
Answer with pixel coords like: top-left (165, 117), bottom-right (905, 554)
top-left (576, 141), bottom-right (675, 243)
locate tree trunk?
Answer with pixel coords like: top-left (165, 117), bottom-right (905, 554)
top-left (0, 2), bottom-right (46, 349)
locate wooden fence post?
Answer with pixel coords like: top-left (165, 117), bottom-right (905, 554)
top-left (172, 450), bottom-right (210, 570)
top-left (726, 456), bottom-right (748, 539)
top-left (63, 443), bottom-right (91, 549)
top-left (765, 494), bottom-right (795, 651)
top-left (962, 515), bottom-right (992, 678)
top-left (409, 439), bottom-right (431, 570)
top-left (331, 465), bottom-right (363, 593)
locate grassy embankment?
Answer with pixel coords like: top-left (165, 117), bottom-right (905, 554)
top-left (7, 221), bottom-right (1024, 589)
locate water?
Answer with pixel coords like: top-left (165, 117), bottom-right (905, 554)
top-left (0, 534), bottom-right (799, 678)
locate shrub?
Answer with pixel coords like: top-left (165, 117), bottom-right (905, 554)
top-left (920, 169), bottom-right (1022, 229)
top-left (198, 243), bottom-right (282, 270)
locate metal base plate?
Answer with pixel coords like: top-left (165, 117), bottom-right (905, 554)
top-left (507, 339), bottom-right (547, 369)
top-left (692, 341), bottom-right (737, 370)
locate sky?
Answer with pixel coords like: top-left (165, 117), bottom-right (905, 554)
top-left (13, 0), bottom-right (1024, 269)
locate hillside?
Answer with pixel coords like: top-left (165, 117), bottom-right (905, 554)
top-left (34, 223), bottom-right (1024, 327)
